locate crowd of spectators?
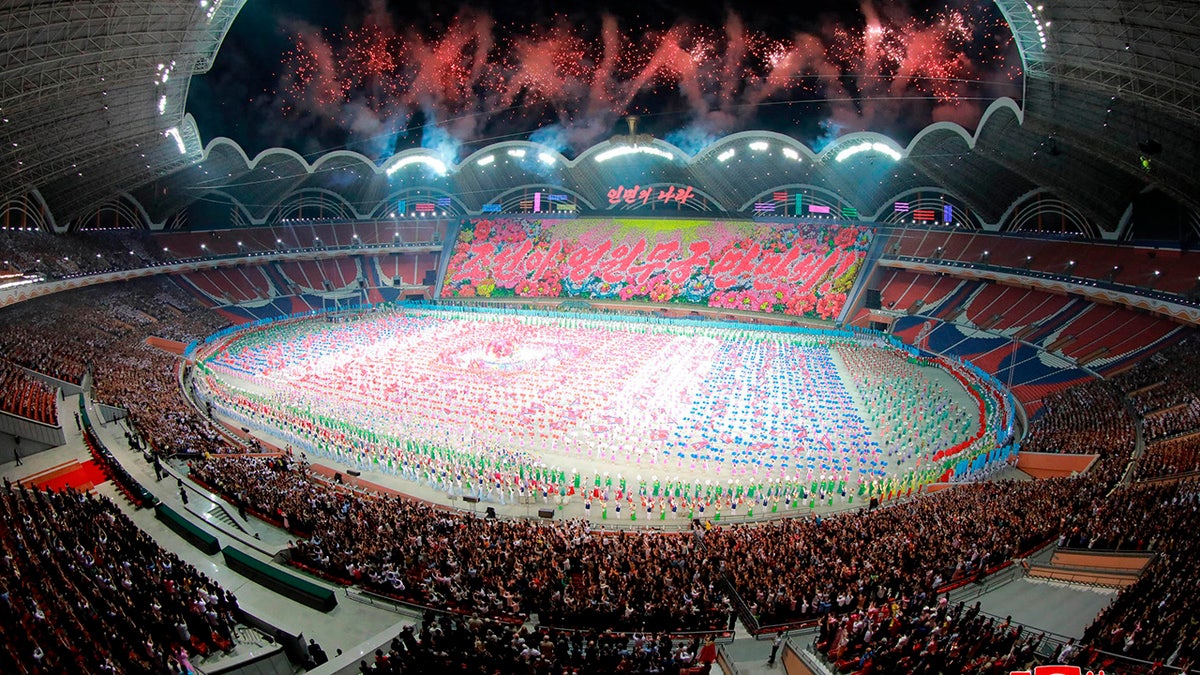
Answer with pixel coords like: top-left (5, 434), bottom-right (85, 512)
top-left (1116, 338), bottom-right (1200, 411)
top-left (187, 454), bottom-right (1112, 636)
top-left (0, 277), bottom-right (232, 454)
top-left (1111, 337), bottom-right (1200, 441)
top-left (1058, 477), bottom-right (1195, 552)
top-left (357, 612), bottom-right (719, 674)
top-left (0, 277), bottom-right (222, 383)
top-left (4, 263), bottom-right (1199, 668)
top-left (93, 344), bottom-right (230, 456)
top-left (1020, 379), bottom-right (1135, 458)
top-left (0, 223), bottom-right (442, 283)
top-left (0, 482), bottom-right (241, 674)
top-left (805, 475), bottom-right (1200, 673)
top-left (1074, 478), bottom-right (1200, 667)
top-left (1128, 376), bottom-right (1200, 417)
top-left (0, 360), bottom-right (58, 425)
top-left (813, 598), bottom-right (1046, 675)
top-left (704, 477), bottom-right (1098, 629)
top-left (0, 286), bottom-right (122, 382)
top-left (189, 454), bottom-right (733, 633)
top-left (1134, 435), bottom-right (1200, 481)
top-left (1143, 399), bottom-right (1200, 441)
top-left (0, 228), bottom-right (169, 279)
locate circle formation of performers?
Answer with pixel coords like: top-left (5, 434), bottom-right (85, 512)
top-left (195, 307), bottom-right (1001, 521)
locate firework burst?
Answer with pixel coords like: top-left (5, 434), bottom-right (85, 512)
top-left (276, 1), bottom-right (1020, 158)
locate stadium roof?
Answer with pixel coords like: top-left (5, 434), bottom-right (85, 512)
top-left (0, 0), bottom-right (245, 225)
top-left (2, 0), bottom-right (1198, 236)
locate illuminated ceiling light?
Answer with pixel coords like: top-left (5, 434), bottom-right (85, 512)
top-left (477, 155), bottom-right (495, 166)
top-left (538, 152), bottom-right (556, 165)
top-left (158, 95), bottom-right (167, 115)
top-left (717, 148), bottom-right (736, 162)
top-left (835, 140), bottom-right (902, 162)
top-left (835, 141), bottom-right (873, 162)
top-left (385, 154), bottom-right (448, 176)
top-left (748, 141), bottom-right (769, 151)
top-left (594, 145), bottom-right (674, 163)
top-left (507, 149), bottom-right (526, 158)
top-left (164, 127), bottom-right (186, 154)
top-left (871, 142), bottom-right (903, 161)
top-left (781, 147), bottom-right (800, 161)
top-left (1025, 2), bottom-right (1050, 48)
top-left (201, 0), bottom-right (222, 21)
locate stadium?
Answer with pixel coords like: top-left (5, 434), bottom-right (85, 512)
top-left (1, 1), bottom-right (1199, 674)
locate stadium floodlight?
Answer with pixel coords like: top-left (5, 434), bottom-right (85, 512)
top-left (748, 141), bottom-right (769, 151)
top-left (164, 127), bottom-right (186, 154)
top-left (871, 142), bottom-right (899, 159)
top-left (538, 152), bottom-right (557, 165)
top-left (594, 145), bottom-right (674, 163)
top-left (507, 149), bottom-right (526, 158)
top-left (201, 0), bottom-right (223, 21)
top-left (717, 149), bottom-right (736, 162)
top-left (477, 155), bottom-right (495, 166)
top-left (835, 142), bottom-right (872, 162)
top-left (835, 141), bottom-right (902, 162)
top-left (781, 147), bottom-right (801, 161)
top-left (870, 142), bottom-right (899, 159)
top-left (386, 154), bottom-right (449, 177)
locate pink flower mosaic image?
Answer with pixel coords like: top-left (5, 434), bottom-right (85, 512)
top-left (442, 218), bottom-right (872, 320)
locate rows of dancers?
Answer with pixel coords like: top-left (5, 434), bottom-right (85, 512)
top-left (201, 309), bottom-right (992, 511)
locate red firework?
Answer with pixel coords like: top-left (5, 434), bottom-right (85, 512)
top-left (278, 2), bottom-right (1019, 154)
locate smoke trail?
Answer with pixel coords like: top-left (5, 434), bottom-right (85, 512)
top-left (269, 0), bottom-right (1017, 159)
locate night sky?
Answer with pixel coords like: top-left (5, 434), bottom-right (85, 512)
top-left (188, 0), bottom-right (1020, 162)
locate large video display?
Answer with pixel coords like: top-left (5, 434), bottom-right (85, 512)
top-left (442, 217), bottom-right (874, 319)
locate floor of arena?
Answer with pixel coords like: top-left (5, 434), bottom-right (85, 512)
top-left (194, 307), bottom-right (986, 524)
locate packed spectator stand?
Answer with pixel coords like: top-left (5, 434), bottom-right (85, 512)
top-left (0, 482), bottom-right (240, 675)
top-left (356, 612), bottom-right (720, 674)
top-left (1020, 380), bottom-right (1135, 457)
top-left (1, 252), bottom-right (1200, 673)
top-left (813, 597), bottom-right (1047, 675)
top-left (0, 277), bottom-right (229, 454)
top-left (1074, 479), bottom-right (1200, 668)
top-left (1135, 435), bottom-right (1200, 481)
top-left (706, 477), bottom-right (1096, 629)
top-left (190, 454), bottom-right (734, 634)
